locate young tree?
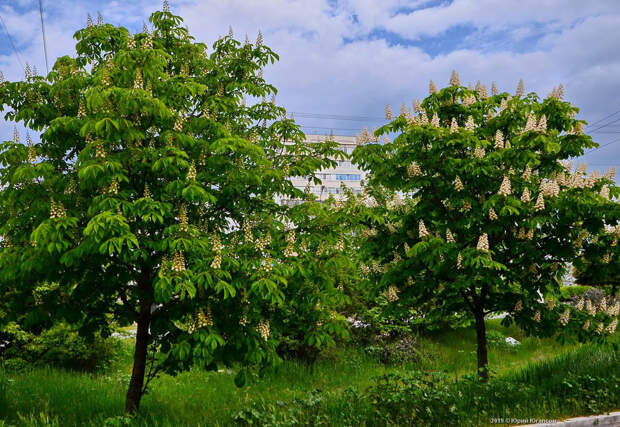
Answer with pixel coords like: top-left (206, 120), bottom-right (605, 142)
top-left (271, 192), bottom-right (358, 363)
top-left (0, 4), bottom-right (340, 413)
top-left (352, 75), bottom-right (620, 380)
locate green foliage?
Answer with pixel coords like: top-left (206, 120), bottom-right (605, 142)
top-left (351, 77), bottom-right (620, 374)
top-left (272, 196), bottom-right (357, 362)
top-left (0, 4), bottom-right (345, 411)
top-left (559, 285), bottom-right (590, 300)
top-left (0, 321), bottom-right (120, 372)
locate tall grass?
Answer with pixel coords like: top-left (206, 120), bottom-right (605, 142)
top-left (0, 322), bottom-right (617, 426)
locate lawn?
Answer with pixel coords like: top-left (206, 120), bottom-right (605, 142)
top-left (0, 320), bottom-right (618, 426)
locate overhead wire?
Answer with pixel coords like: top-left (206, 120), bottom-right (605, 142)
top-left (38, 0), bottom-right (50, 74)
top-left (0, 12), bottom-right (25, 72)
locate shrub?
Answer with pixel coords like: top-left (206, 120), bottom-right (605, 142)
top-left (0, 322), bottom-right (120, 371)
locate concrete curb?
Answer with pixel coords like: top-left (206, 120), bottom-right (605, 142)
top-left (518, 411), bottom-right (620, 426)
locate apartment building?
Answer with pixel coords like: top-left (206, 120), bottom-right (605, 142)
top-left (285, 134), bottom-right (365, 204)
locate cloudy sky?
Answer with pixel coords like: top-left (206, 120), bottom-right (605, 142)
top-left (1, 0), bottom-right (619, 174)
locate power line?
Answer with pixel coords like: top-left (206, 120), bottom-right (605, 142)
top-left (38, 0), bottom-right (50, 74)
top-left (587, 116), bottom-right (620, 134)
top-left (291, 112), bottom-right (386, 122)
top-left (584, 136), bottom-right (620, 155)
top-left (585, 109), bottom-right (620, 128)
top-left (0, 12), bottom-right (25, 72)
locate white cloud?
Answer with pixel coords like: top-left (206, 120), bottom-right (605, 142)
top-left (0, 0), bottom-right (619, 171)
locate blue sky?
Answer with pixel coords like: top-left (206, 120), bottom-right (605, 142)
top-left (1, 0), bottom-right (619, 175)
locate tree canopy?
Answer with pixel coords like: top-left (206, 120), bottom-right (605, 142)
top-left (352, 74), bottom-right (620, 378)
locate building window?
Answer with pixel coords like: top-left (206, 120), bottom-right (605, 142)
top-left (336, 174), bottom-right (361, 181)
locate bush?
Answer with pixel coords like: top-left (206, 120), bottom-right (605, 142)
top-left (0, 322), bottom-right (121, 372)
top-left (364, 335), bottom-right (418, 364)
top-left (559, 285), bottom-right (590, 301)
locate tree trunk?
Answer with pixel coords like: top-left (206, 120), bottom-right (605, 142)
top-left (474, 308), bottom-right (489, 382)
top-left (124, 304), bottom-right (151, 414)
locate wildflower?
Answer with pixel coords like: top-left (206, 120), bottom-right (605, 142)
top-left (488, 208), bottom-right (498, 220)
top-left (257, 319), bottom-right (270, 340)
top-left (599, 297), bottom-right (607, 314)
top-left (407, 276), bottom-right (414, 286)
top-left (595, 322), bottom-right (604, 335)
top-left (179, 204), bottom-right (188, 232)
top-left (462, 200), bottom-right (471, 212)
top-left (457, 252), bottom-right (463, 269)
top-left (284, 230), bottom-right (296, 257)
top-left (603, 166), bottom-right (616, 180)
top-left (77, 101), bottom-right (86, 118)
top-left (491, 82), bottom-right (498, 96)
top-left (407, 162), bottom-right (422, 177)
top-left (600, 185), bottom-right (610, 199)
top-left (50, 200), bottom-right (67, 219)
top-left (606, 320), bottom-right (618, 334)
top-left (546, 298), bottom-right (555, 311)
top-left (163, 0), bottom-right (170, 12)
top-left (143, 32), bottom-right (153, 49)
top-left (574, 122), bottom-right (585, 135)
top-left (86, 13), bottom-right (93, 28)
top-left (526, 228), bottom-right (534, 240)
top-left (446, 228), bottom-right (455, 243)
top-left (429, 80), bottom-right (438, 94)
top-left (256, 30), bottom-right (263, 46)
top-left (523, 114), bottom-right (536, 132)
top-left (515, 79), bottom-right (525, 97)
top-left (478, 84), bottom-right (489, 99)
top-left (174, 116), bottom-right (184, 132)
top-left (449, 70), bottom-right (460, 86)
top-left (27, 142), bottom-right (37, 164)
top-left (197, 305), bottom-right (214, 328)
top-left (450, 118), bottom-right (458, 133)
top-left (498, 176), bottom-right (512, 196)
top-left (172, 251), bottom-right (185, 272)
top-left (419, 111), bottom-right (429, 125)
top-left (532, 310), bottom-right (541, 322)
top-left (462, 95), bottom-right (476, 106)
top-left (514, 300), bottom-right (523, 312)
top-left (187, 161), bottom-right (196, 180)
top-left (143, 184), bottom-right (151, 199)
top-left (97, 11), bottom-right (103, 26)
top-left (454, 176), bottom-right (464, 191)
top-left (559, 308), bottom-right (570, 326)
top-left (385, 104), bottom-right (393, 120)
top-left (384, 285), bottom-right (399, 302)
top-left (133, 69), bottom-right (143, 90)
top-left (493, 130), bottom-right (503, 149)
top-left (537, 114), bottom-right (547, 132)
top-left (413, 99), bottom-right (422, 113)
top-left (431, 112), bottom-right (440, 127)
top-left (465, 116), bottom-right (475, 131)
top-left (335, 235), bottom-right (344, 251)
top-left (108, 178), bottom-right (119, 195)
top-left (419, 220), bottom-right (429, 238)
top-left (473, 146), bottom-right (485, 158)
top-left (521, 187), bottom-right (531, 203)
top-left (477, 233), bottom-right (489, 252)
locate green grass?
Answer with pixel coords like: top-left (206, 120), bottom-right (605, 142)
top-left (0, 321), bottom-right (617, 426)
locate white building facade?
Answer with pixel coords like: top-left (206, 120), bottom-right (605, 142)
top-left (287, 134), bottom-right (365, 203)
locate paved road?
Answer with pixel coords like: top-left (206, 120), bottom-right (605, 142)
top-left (519, 411), bottom-right (620, 426)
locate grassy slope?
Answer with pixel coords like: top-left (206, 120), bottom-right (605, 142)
top-left (0, 320), bottom-right (617, 426)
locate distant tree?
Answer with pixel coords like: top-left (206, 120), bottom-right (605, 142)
top-left (353, 74), bottom-right (620, 380)
top-left (0, 4), bottom-right (341, 413)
